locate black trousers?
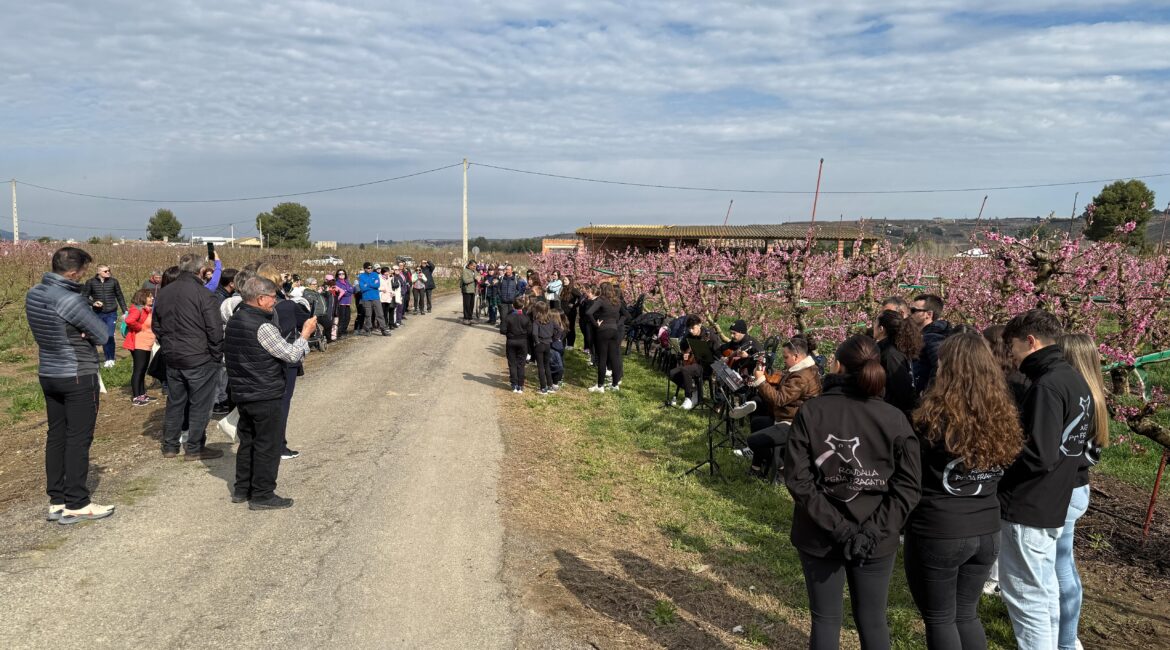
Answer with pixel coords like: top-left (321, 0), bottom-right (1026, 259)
top-left (506, 339), bottom-right (528, 388)
top-left (800, 551), bottom-right (896, 650)
top-left (361, 298), bottom-right (385, 332)
top-left (354, 297), bottom-right (365, 331)
top-left (580, 313), bottom-right (594, 352)
top-left (595, 327), bottom-right (622, 387)
top-left (402, 288), bottom-right (411, 313)
top-left (234, 398), bottom-right (284, 500)
top-left (747, 422), bottom-right (791, 470)
top-left (336, 304), bottom-right (351, 336)
top-left (413, 288), bottom-right (425, 312)
top-left (534, 342), bottom-right (552, 389)
top-left (500, 301), bottom-right (513, 321)
top-left (279, 365), bottom-right (298, 449)
top-left (382, 302), bottom-right (395, 327)
top-left (904, 532), bottom-right (999, 650)
top-left (425, 288), bottom-right (433, 311)
top-left (669, 363), bottom-right (703, 396)
top-left (163, 361), bottom-right (219, 453)
top-left (462, 292), bottom-right (475, 320)
top-left (565, 306), bottom-right (578, 346)
top-left (130, 349), bottom-right (151, 397)
top-left (41, 374), bottom-right (100, 509)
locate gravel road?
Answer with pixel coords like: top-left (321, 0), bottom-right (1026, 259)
top-left (0, 294), bottom-right (517, 649)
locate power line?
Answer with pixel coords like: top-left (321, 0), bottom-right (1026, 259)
top-left (471, 162), bottom-right (1170, 195)
top-left (13, 162), bottom-right (463, 203)
top-left (19, 218), bottom-right (247, 232)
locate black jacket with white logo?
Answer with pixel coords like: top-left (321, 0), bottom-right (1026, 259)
top-left (784, 375), bottom-right (922, 559)
top-left (907, 437), bottom-right (1005, 539)
top-left (998, 345), bottom-right (1093, 528)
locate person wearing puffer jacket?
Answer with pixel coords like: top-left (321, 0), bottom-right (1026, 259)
top-left (26, 247), bottom-right (117, 524)
top-left (422, 259), bottom-right (436, 313)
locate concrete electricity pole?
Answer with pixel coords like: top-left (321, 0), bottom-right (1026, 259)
top-left (10, 179), bottom-right (18, 244)
top-left (462, 158), bottom-right (469, 263)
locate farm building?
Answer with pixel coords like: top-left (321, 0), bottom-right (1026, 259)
top-left (574, 223), bottom-right (880, 256)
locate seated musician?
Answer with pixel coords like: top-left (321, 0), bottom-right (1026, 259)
top-left (719, 320), bottom-right (758, 372)
top-left (669, 315), bottom-right (720, 410)
top-left (738, 336), bottom-right (821, 477)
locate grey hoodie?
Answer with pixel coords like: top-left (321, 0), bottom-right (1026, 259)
top-left (26, 272), bottom-right (109, 378)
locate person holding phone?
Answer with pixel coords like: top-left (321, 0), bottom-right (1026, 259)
top-left (224, 275), bottom-right (316, 510)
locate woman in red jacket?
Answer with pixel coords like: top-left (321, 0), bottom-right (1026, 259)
top-left (123, 289), bottom-right (158, 405)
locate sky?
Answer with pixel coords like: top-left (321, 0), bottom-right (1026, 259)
top-left (2, 1), bottom-right (1168, 241)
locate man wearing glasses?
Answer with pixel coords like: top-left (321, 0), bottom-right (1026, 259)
top-left (82, 265), bottom-right (128, 368)
top-left (225, 276), bottom-right (316, 510)
top-left (909, 293), bottom-right (951, 393)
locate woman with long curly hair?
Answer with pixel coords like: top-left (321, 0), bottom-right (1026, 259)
top-left (907, 332), bottom-right (1024, 650)
top-left (1055, 333), bottom-right (1110, 650)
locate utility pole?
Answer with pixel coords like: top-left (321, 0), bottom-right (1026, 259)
top-left (975, 195), bottom-right (988, 223)
top-left (722, 199), bottom-right (734, 226)
top-left (462, 158), bottom-right (469, 263)
top-left (810, 158), bottom-right (824, 225)
top-left (10, 179), bottom-right (18, 244)
top-left (1160, 200), bottom-right (1170, 254)
top-left (230, 224), bottom-right (235, 247)
top-left (1069, 192), bottom-right (1079, 236)
top-left (258, 218), bottom-right (264, 250)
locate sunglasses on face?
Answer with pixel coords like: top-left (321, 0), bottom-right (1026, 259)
top-left (910, 307), bottom-right (929, 314)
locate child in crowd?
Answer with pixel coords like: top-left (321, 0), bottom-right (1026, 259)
top-left (123, 288), bottom-right (157, 406)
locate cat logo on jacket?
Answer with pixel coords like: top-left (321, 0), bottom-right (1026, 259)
top-left (814, 434), bottom-right (882, 502)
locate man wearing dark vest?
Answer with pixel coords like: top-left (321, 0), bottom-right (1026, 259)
top-left (225, 276), bottom-right (316, 510)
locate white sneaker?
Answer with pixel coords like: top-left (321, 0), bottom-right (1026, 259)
top-left (729, 401), bottom-right (757, 420)
top-left (982, 579), bottom-right (1000, 596)
top-left (47, 504), bottom-right (66, 521)
top-left (607, 383), bottom-right (620, 391)
top-left (605, 369), bottom-right (613, 377)
top-left (59, 502), bottom-right (116, 525)
top-left (680, 398), bottom-right (695, 410)
top-left (732, 447), bottom-right (754, 459)
top-left (588, 385), bottom-right (605, 393)
top-left (103, 360), bottom-right (115, 368)
top-left (179, 430), bottom-right (189, 445)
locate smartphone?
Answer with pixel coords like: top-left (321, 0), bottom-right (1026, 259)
top-left (207, 242), bottom-right (215, 260)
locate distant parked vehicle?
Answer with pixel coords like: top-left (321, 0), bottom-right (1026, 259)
top-left (303, 255), bottom-right (344, 266)
top-left (395, 255), bottom-right (414, 266)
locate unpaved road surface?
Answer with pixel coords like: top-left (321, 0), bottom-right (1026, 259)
top-left (0, 295), bottom-right (517, 649)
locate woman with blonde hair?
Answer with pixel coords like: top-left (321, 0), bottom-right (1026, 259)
top-left (1055, 333), bottom-right (1109, 650)
top-left (907, 332), bottom-right (1024, 649)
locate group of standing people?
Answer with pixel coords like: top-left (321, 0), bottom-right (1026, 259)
top-left (322, 259), bottom-right (436, 338)
top-left (750, 295), bottom-right (1103, 650)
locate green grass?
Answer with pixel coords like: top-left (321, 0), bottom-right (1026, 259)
top-left (527, 348), bottom-right (1018, 649)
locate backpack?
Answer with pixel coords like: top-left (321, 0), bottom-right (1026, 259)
top-left (119, 312), bottom-right (130, 337)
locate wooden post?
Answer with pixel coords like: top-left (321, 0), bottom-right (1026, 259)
top-left (810, 158), bottom-right (824, 225)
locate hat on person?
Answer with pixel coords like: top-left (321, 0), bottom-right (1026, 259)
top-left (731, 320), bottom-right (748, 334)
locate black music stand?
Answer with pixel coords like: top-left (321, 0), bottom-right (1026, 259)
top-left (681, 362), bottom-right (749, 479)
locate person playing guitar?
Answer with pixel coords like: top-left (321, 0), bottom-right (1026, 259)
top-left (670, 315), bottom-right (721, 410)
top-left (719, 319), bottom-right (759, 375)
top-left (734, 335), bottom-right (822, 478)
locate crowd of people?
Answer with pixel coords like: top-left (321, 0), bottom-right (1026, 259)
top-left (25, 246), bottom-right (438, 521)
top-left (624, 292), bottom-right (1104, 650)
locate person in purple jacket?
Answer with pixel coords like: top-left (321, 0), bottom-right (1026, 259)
top-left (333, 269), bottom-right (354, 338)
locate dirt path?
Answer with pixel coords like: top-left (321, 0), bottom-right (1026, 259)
top-left (0, 295), bottom-right (517, 649)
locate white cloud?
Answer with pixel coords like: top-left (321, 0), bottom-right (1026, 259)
top-left (0, 1), bottom-right (1167, 239)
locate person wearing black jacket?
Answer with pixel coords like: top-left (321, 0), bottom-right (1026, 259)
top-left (669, 315), bottom-right (720, 410)
top-left (910, 294), bottom-right (951, 393)
top-left (257, 264), bottom-right (312, 460)
top-left (585, 282), bottom-right (627, 392)
top-left (997, 310), bottom-right (1092, 650)
top-left (907, 333), bottom-right (1025, 649)
top-left (578, 285), bottom-right (598, 365)
top-left (500, 296), bottom-right (531, 393)
top-left (82, 265), bottom-right (128, 366)
top-left (152, 255), bottom-right (225, 460)
top-left (560, 276), bottom-right (581, 347)
top-left (421, 259), bottom-right (436, 313)
top-left (784, 334), bottom-right (921, 650)
top-left (874, 310), bottom-right (921, 418)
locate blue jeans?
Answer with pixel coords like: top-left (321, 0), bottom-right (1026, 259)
top-left (99, 311), bottom-right (118, 362)
top-left (999, 520), bottom-right (1064, 650)
top-left (1058, 485), bottom-right (1090, 650)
